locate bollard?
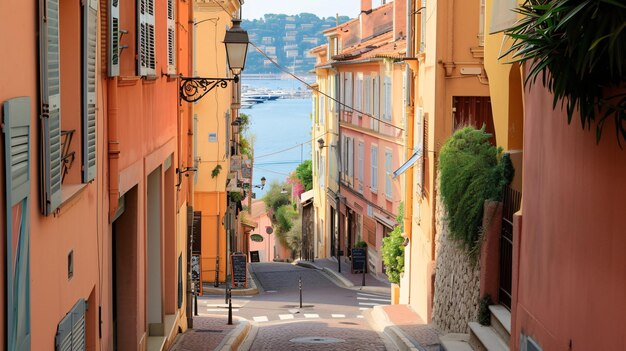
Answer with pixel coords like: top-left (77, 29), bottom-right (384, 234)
top-left (299, 276), bottom-right (303, 308)
top-left (337, 250), bottom-right (341, 273)
top-left (227, 288), bottom-right (233, 325)
top-left (362, 265), bottom-right (366, 287)
top-left (194, 289), bottom-right (199, 316)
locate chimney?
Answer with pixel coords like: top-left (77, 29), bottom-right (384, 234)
top-left (393, 0), bottom-right (406, 40)
top-left (361, 0), bottom-right (372, 13)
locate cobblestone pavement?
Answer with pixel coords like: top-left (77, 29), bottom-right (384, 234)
top-left (383, 304), bottom-right (441, 350)
top-left (248, 319), bottom-right (390, 351)
top-left (169, 315), bottom-right (235, 351)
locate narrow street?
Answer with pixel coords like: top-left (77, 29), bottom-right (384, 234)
top-left (196, 262), bottom-right (393, 350)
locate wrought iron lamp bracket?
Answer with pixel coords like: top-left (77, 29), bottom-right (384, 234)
top-left (179, 75), bottom-right (239, 103)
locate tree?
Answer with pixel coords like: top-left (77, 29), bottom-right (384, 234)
top-left (295, 160), bottom-right (313, 191)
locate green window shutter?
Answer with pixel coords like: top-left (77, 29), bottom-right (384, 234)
top-left (4, 97), bottom-right (32, 351)
top-left (40, 0), bottom-right (62, 216)
top-left (108, 0), bottom-right (120, 76)
top-left (138, 0), bottom-right (156, 76)
top-left (55, 299), bottom-right (86, 351)
top-left (167, 0), bottom-right (176, 74)
top-left (82, 0), bottom-right (98, 182)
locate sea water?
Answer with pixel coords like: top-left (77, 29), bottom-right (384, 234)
top-left (242, 78), bottom-right (313, 198)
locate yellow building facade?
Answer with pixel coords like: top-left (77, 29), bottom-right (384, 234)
top-left (193, 1), bottom-right (241, 285)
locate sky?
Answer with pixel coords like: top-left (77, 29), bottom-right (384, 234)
top-left (243, 0), bottom-right (364, 20)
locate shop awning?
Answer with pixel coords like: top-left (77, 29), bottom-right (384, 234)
top-left (393, 147), bottom-right (422, 178)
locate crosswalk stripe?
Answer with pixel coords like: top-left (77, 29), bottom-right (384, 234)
top-left (358, 302), bottom-right (381, 306)
top-left (357, 297), bottom-right (390, 302)
top-left (304, 313), bottom-right (319, 319)
top-left (331, 314), bottom-right (345, 318)
top-left (278, 314), bottom-right (294, 320)
top-left (359, 307), bottom-right (370, 310)
top-left (207, 308), bottom-right (239, 312)
top-left (253, 316), bottom-right (269, 322)
top-left (357, 315), bottom-right (365, 319)
top-left (357, 292), bottom-right (389, 298)
top-left (206, 304), bottom-right (244, 308)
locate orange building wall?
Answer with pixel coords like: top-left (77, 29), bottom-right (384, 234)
top-left (513, 82), bottom-right (626, 350)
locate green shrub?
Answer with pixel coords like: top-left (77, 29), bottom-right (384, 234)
top-left (381, 203), bottom-right (404, 285)
top-left (439, 126), bottom-right (513, 257)
top-left (354, 240), bottom-right (367, 248)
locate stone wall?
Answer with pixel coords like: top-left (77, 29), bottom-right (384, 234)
top-left (431, 181), bottom-right (481, 333)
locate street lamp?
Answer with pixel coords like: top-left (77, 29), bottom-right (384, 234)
top-left (180, 19), bottom-right (249, 103)
top-left (253, 177), bottom-right (267, 189)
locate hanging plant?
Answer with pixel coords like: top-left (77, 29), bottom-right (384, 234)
top-left (211, 165), bottom-right (222, 178)
top-left (502, 0), bottom-right (626, 144)
top-left (228, 191), bottom-right (244, 202)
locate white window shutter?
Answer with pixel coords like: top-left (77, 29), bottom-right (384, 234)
top-left (83, 0), bottom-right (98, 182)
top-left (372, 76), bottom-right (380, 131)
top-left (138, 0), bottom-right (156, 76)
top-left (40, 0), bottom-right (62, 215)
top-left (167, 0), bottom-right (176, 74)
top-left (108, 0), bottom-right (120, 76)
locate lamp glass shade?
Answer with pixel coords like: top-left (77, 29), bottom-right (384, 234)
top-left (224, 20), bottom-right (249, 74)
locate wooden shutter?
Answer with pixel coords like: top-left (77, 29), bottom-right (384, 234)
top-left (4, 97), bottom-right (32, 351)
top-left (372, 75), bottom-right (379, 131)
top-left (138, 0), bottom-right (155, 76)
top-left (167, 0), bottom-right (176, 74)
top-left (40, 0), bottom-right (62, 215)
top-left (55, 299), bottom-right (86, 351)
top-left (108, 0), bottom-right (120, 76)
top-left (83, 0), bottom-right (98, 182)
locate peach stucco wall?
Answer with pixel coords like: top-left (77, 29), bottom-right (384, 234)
top-left (1, 0), bottom-right (192, 348)
top-left (406, 0), bottom-right (490, 323)
top-left (514, 82), bottom-right (626, 350)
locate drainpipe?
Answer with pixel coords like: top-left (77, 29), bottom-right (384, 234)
top-left (108, 77), bottom-right (120, 220)
top-left (403, 0), bottom-right (414, 304)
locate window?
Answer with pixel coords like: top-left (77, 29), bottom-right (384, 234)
top-left (420, 0), bottom-right (427, 52)
top-left (371, 75), bottom-right (380, 131)
top-left (358, 141), bottom-right (364, 193)
top-left (319, 89), bottom-right (325, 125)
top-left (167, 0), bottom-right (176, 74)
top-left (109, 0), bottom-right (120, 76)
top-left (40, 0), bottom-right (98, 215)
top-left (138, 0), bottom-right (156, 76)
top-left (347, 137), bottom-right (354, 185)
top-left (478, 0), bottom-right (486, 46)
top-left (385, 149), bottom-right (393, 198)
top-left (355, 73), bottom-right (363, 112)
top-left (4, 97), bottom-right (32, 350)
top-left (320, 155), bottom-right (325, 188)
top-left (344, 72), bottom-right (353, 110)
top-left (383, 76), bottom-right (392, 121)
top-left (178, 254), bottom-right (183, 309)
top-left (364, 74), bottom-right (372, 115)
top-left (313, 95), bottom-right (319, 125)
top-left (371, 145), bottom-right (378, 192)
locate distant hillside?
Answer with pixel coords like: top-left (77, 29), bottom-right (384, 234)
top-left (243, 13), bottom-right (351, 75)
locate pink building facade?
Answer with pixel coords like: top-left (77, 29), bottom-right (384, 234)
top-left (318, 1), bottom-right (407, 275)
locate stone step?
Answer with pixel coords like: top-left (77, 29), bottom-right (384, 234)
top-left (440, 333), bottom-right (474, 351)
top-left (468, 322), bottom-right (509, 351)
top-left (489, 305), bottom-right (511, 344)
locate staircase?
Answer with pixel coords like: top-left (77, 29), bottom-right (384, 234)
top-left (440, 305), bottom-right (511, 351)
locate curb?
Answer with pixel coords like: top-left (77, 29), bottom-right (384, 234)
top-left (217, 317), bottom-right (251, 351)
top-left (202, 268), bottom-right (260, 296)
top-left (366, 305), bottom-right (421, 351)
top-left (296, 261), bottom-right (391, 294)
